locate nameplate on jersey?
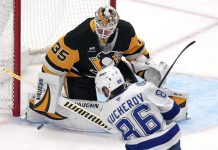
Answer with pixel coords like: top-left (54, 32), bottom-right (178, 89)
top-left (107, 93), bottom-right (144, 125)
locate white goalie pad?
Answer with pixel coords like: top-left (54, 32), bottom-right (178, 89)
top-left (33, 72), bottom-right (63, 113)
top-left (26, 96), bottom-right (115, 133)
top-left (26, 87), bottom-right (189, 132)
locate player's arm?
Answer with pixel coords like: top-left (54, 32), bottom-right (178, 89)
top-left (143, 82), bottom-right (187, 122)
top-left (121, 22), bottom-right (169, 86)
top-left (121, 21), bottom-right (149, 61)
top-left (42, 34), bottom-right (80, 76)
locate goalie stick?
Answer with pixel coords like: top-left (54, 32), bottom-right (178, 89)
top-left (0, 66), bottom-right (113, 133)
top-left (158, 41), bottom-right (196, 88)
top-left (0, 66), bottom-right (35, 85)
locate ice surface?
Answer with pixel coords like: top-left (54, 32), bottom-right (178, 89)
top-left (1, 0), bottom-right (218, 149)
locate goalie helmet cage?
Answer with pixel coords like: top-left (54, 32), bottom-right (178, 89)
top-left (0, 0), bottom-right (116, 117)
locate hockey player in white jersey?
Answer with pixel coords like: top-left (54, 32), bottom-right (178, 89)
top-left (95, 66), bottom-right (183, 150)
top-left (25, 67), bottom-right (188, 133)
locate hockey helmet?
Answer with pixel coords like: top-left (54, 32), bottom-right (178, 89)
top-left (95, 66), bottom-right (124, 98)
top-left (94, 6), bottom-right (119, 40)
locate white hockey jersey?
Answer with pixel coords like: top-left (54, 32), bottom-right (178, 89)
top-left (100, 81), bottom-right (182, 150)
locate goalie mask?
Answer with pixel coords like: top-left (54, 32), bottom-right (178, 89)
top-left (95, 66), bottom-right (124, 98)
top-left (94, 6), bottom-right (119, 40)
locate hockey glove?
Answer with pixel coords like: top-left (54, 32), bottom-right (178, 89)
top-left (130, 55), bottom-right (169, 86)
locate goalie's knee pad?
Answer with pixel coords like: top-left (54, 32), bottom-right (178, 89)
top-left (32, 72), bottom-right (63, 113)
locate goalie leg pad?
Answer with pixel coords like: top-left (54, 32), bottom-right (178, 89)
top-left (29, 96), bottom-right (111, 132)
top-left (33, 72), bottom-right (63, 113)
top-left (26, 107), bottom-right (47, 123)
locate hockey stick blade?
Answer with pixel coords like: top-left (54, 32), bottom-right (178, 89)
top-left (158, 41), bottom-right (196, 88)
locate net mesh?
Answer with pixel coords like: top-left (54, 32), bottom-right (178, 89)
top-left (0, 0), bottom-right (111, 115)
top-left (0, 0), bottom-right (14, 114)
top-left (22, 0), bottom-right (111, 51)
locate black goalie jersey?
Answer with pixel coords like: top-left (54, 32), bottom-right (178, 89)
top-left (43, 18), bottom-right (149, 100)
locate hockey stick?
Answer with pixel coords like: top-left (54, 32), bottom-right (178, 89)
top-left (0, 66), bottom-right (113, 132)
top-left (0, 66), bottom-right (35, 85)
top-left (158, 41), bottom-right (196, 88)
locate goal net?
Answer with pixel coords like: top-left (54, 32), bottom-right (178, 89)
top-left (0, 0), bottom-right (116, 116)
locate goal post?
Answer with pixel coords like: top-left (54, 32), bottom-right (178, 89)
top-left (13, 0), bottom-right (21, 117)
top-left (0, 0), bottom-right (116, 117)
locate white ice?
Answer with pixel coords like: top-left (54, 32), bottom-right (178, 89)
top-left (1, 0), bottom-right (218, 149)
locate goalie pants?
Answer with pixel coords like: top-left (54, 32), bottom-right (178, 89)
top-left (66, 77), bottom-right (97, 100)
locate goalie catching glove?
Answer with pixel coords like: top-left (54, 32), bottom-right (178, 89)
top-left (130, 55), bottom-right (169, 86)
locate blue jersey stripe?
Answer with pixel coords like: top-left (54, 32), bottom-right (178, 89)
top-left (125, 124), bottom-right (180, 150)
top-left (162, 102), bottom-right (180, 120)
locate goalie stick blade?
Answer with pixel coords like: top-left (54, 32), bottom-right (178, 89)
top-left (158, 41), bottom-right (196, 88)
